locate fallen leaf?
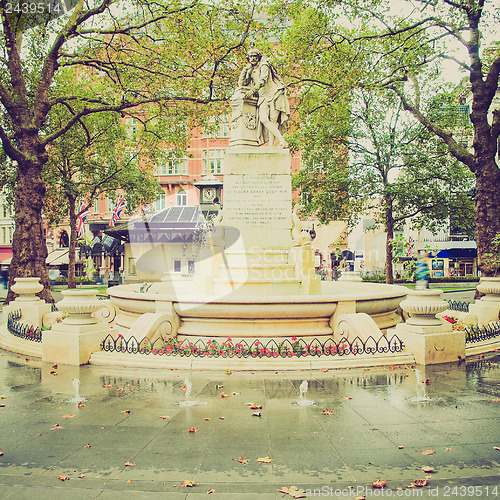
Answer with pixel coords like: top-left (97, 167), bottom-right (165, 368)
top-left (490, 399), bottom-right (500, 402)
top-left (78, 474), bottom-right (85, 478)
top-left (78, 402), bottom-right (85, 408)
top-left (0, 451), bottom-right (4, 456)
top-left (50, 370), bottom-right (57, 375)
top-left (493, 447), bottom-right (500, 451)
top-left (321, 409), bottom-right (333, 415)
top-left (248, 404), bottom-right (262, 409)
top-left (124, 462), bottom-right (135, 467)
top-left (84, 443), bottom-right (91, 448)
top-left (422, 450), bottom-right (435, 455)
top-left (422, 466), bottom-right (435, 473)
top-left (52, 364), bottom-right (58, 369)
top-left (321, 368), bottom-right (328, 372)
top-left (181, 480), bottom-right (197, 487)
top-left (278, 487), bottom-right (291, 494)
top-left (204, 417), bottom-right (211, 421)
top-left (180, 385), bottom-right (187, 392)
top-left (398, 445), bottom-right (405, 449)
top-left (159, 415), bottom-right (170, 419)
top-left (344, 397), bottom-right (353, 400)
top-left (252, 412), bottom-right (262, 417)
top-left (444, 448), bottom-right (452, 451)
top-left (121, 410), bottom-right (131, 414)
top-left (238, 456), bottom-right (248, 465)
top-left (215, 384), bottom-right (223, 389)
top-left (207, 488), bottom-right (215, 494)
top-left (188, 427), bottom-right (198, 433)
top-left (424, 379), bottom-right (431, 385)
top-left (51, 424), bottom-right (64, 430)
top-left (0, 404), bottom-right (5, 407)
top-left (117, 388), bottom-right (125, 392)
top-left (220, 392), bottom-right (231, 398)
top-left (257, 456), bottom-right (273, 463)
top-left (232, 392), bottom-right (240, 396)
top-left (219, 416), bottom-right (224, 420)
top-left (62, 415), bottom-right (76, 418)
top-left (58, 475), bottom-right (69, 481)
top-left (372, 480), bottom-right (388, 488)
top-left (355, 497), bottom-right (367, 500)
top-left (411, 479), bottom-right (428, 487)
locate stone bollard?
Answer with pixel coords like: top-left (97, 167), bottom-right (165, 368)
top-left (42, 289), bottom-right (110, 366)
top-left (468, 277), bottom-right (500, 326)
top-left (387, 289), bottom-right (465, 365)
top-left (2, 277), bottom-right (51, 327)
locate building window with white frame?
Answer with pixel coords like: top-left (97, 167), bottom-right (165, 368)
top-left (156, 153), bottom-right (187, 175)
top-left (176, 189), bottom-right (187, 206)
top-left (155, 193), bottom-right (167, 211)
top-left (203, 149), bottom-right (224, 174)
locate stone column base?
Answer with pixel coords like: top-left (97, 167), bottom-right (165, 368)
top-left (468, 301), bottom-right (500, 326)
top-left (2, 301), bottom-right (52, 327)
top-left (390, 322), bottom-right (465, 365)
top-left (42, 323), bottom-right (109, 366)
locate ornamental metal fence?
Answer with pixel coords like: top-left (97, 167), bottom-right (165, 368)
top-left (465, 322), bottom-right (500, 344)
top-left (100, 334), bottom-right (404, 359)
top-left (447, 300), bottom-right (470, 312)
top-left (6, 310), bottom-right (43, 343)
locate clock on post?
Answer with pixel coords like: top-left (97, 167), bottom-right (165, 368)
top-left (194, 174), bottom-right (223, 216)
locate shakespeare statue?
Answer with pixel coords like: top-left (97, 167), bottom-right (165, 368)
top-left (230, 48), bottom-right (290, 148)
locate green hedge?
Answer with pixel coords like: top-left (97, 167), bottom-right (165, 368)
top-left (362, 275), bottom-right (479, 284)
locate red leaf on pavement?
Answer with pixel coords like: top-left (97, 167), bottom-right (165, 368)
top-left (58, 475), bottom-right (70, 481)
top-left (372, 479), bottom-right (387, 488)
top-left (188, 427), bottom-right (198, 433)
top-left (78, 402), bottom-right (85, 408)
top-left (124, 462), bottom-right (135, 467)
top-left (422, 450), bottom-right (435, 455)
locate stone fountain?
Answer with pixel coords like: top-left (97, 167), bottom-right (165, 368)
top-left (107, 52), bottom-right (407, 348)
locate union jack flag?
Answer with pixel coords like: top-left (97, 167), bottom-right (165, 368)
top-left (407, 236), bottom-right (415, 256)
top-left (110, 193), bottom-right (126, 227)
top-left (77, 202), bottom-right (91, 238)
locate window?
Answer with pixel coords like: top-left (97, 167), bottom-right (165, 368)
top-left (176, 189), bottom-right (187, 206)
top-left (204, 115), bottom-right (229, 138)
top-left (173, 260), bottom-right (181, 273)
top-left (203, 149), bottom-right (224, 174)
top-left (188, 260), bottom-right (195, 274)
top-left (155, 193), bottom-right (166, 211)
top-left (94, 198), bottom-right (100, 213)
top-left (125, 117), bottom-right (137, 136)
top-left (156, 153), bottom-right (187, 175)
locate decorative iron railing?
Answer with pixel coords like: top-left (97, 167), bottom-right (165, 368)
top-left (465, 322), bottom-right (500, 344)
top-left (100, 334), bottom-right (404, 358)
top-left (447, 300), bottom-right (470, 312)
top-left (7, 310), bottom-right (43, 343)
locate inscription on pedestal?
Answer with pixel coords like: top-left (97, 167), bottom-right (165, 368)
top-left (224, 174), bottom-right (291, 228)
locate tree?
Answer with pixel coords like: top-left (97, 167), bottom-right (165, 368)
top-left (0, 0), bottom-right (259, 302)
top-left (294, 88), bottom-right (475, 283)
top-left (278, 0), bottom-right (499, 275)
top-left (43, 108), bottom-right (162, 288)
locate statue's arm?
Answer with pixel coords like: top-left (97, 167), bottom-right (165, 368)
top-left (238, 64), bottom-right (253, 86)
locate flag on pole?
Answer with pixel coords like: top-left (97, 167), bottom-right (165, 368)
top-left (407, 236), bottom-right (415, 256)
top-left (77, 202), bottom-right (91, 238)
top-left (110, 193), bottom-right (126, 227)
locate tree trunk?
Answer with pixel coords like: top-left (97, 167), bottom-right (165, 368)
top-left (474, 157), bottom-right (500, 276)
top-left (68, 196), bottom-right (77, 289)
top-left (385, 204), bottom-right (394, 284)
top-left (6, 155), bottom-right (53, 303)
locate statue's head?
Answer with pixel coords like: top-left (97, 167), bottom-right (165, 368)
top-left (246, 48), bottom-right (262, 62)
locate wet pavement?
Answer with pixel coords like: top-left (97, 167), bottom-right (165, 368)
top-left (0, 349), bottom-right (499, 498)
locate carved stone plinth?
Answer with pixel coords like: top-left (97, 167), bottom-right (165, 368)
top-left (469, 277), bottom-right (500, 325)
top-left (399, 289), bottom-right (449, 327)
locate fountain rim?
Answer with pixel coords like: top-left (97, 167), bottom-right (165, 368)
top-left (107, 283), bottom-right (409, 305)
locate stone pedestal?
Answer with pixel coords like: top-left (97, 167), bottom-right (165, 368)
top-left (42, 289), bottom-right (109, 366)
top-left (338, 271), bottom-right (363, 282)
top-left (229, 89), bottom-right (259, 147)
top-left (469, 277), bottom-right (500, 325)
top-left (2, 277), bottom-right (51, 327)
top-left (389, 289), bottom-right (465, 364)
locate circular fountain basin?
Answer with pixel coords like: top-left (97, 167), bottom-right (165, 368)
top-left (108, 280), bottom-right (407, 342)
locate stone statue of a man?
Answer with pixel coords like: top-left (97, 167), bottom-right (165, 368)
top-left (236, 48), bottom-right (290, 148)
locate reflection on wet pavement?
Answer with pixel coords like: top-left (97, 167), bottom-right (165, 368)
top-left (0, 349), bottom-right (499, 498)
